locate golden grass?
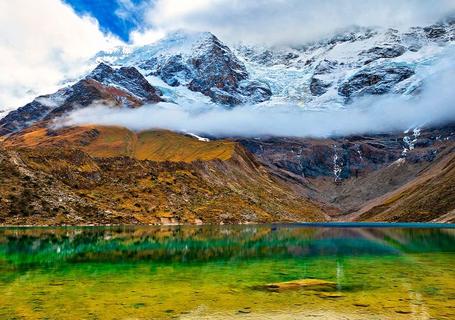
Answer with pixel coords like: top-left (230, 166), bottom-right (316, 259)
top-left (83, 126), bottom-right (135, 158)
top-left (4, 125), bottom-right (236, 162)
top-left (134, 130), bottom-right (234, 162)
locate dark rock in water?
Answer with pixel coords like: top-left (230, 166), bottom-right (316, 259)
top-left (237, 309), bottom-right (251, 314)
top-left (353, 303), bottom-right (370, 307)
top-left (310, 77), bottom-right (331, 96)
top-left (395, 310), bottom-right (413, 314)
top-left (338, 63), bottom-right (414, 100)
top-left (255, 279), bottom-right (336, 292)
top-left (318, 292), bottom-right (345, 299)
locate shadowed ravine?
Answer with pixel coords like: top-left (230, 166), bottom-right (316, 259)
top-left (0, 225), bottom-right (454, 319)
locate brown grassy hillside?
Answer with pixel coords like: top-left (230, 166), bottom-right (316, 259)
top-left (0, 126), bottom-right (329, 225)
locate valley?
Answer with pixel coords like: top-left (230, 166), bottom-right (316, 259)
top-left (0, 122), bottom-right (454, 225)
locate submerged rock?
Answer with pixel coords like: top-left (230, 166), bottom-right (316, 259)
top-left (257, 279), bottom-right (336, 292)
top-left (317, 292), bottom-right (345, 299)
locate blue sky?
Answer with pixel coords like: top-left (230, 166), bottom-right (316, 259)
top-left (63, 0), bottom-right (152, 41)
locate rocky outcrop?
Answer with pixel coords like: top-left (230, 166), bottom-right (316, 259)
top-left (241, 136), bottom-right (401, 180)
top-left (338, 63), bottom-right (415, 100)
top-left (137, 32), bottom-right (271, 105)
top-left (314, 59), bottom-right (338, 75)
top-left (0, 100), bottom-right (56, 136)
top-left (360, 45), bottom-right (406, 64)
top-left (424, 25), bottom-right (448, 39)
top-left (241, 125), bottom-right (455, 181)
top-left (88, 63), bottom-right (162, 103)
top-left (256, 279), bottom-right (336, 292)
top-left (310, 77), bottom-right (331, 96)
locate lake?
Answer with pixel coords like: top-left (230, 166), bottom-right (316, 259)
top-left (0, 224), bottom-right (454, 319)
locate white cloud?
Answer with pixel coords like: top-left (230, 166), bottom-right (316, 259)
top-left (129, 28), bottom-right (166, 46)
top-left (143, 0), bottom-right (455, 45)
top-left (0, 0), bottom-right (122, 112)
top-left (115, 0), bottom-right (137, 20)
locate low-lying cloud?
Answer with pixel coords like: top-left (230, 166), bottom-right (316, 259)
top-left (57, 60), bottom-right (455, 139)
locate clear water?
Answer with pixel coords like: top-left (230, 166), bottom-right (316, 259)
top-left (0, 224), bottom-right (454, 319)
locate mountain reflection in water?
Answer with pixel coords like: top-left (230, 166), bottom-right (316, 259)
top-left (0, 225), bottom-right (454, 320)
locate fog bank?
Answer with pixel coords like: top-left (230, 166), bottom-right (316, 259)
top-left (56, 62), bottom-right (455, 138)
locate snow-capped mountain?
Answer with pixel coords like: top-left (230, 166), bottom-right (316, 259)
top-left (235, 21), bottom-right (454, 109)
top-left (1, 19), bottom-right (454, 135)
top-left (94, 31), bottom-right (272, 106)
top-left (92, 19), bottom-right (454, 110)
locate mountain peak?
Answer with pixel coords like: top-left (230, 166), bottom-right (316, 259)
top-left (88, 62), bottom-right (115, 78)
top-left (162, 30), bottom-right (217, 43)
top-left (0, 63), bottom-right (162, 135)
top-left (94, 30), bottom-right (271, 105)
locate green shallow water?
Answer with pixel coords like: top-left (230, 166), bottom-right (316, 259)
top-left (0, 225), bottom-right (454, 319)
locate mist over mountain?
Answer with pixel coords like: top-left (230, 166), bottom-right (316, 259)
top-left (36, 20), bottom-right (455, 138)
top-left (58, 53), bottom-right (455, 138)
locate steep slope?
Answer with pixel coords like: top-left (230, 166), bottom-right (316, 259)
top-left (0, 127), bottom-right (329, 225)
top-left (354, 144), bottom-right (455, 222)
top-left (239, 124), bottom-right (455, 221)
